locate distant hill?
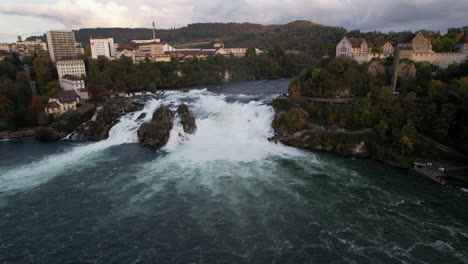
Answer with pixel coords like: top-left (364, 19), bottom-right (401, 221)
top-left (25, 21), bottom-right (468, 58)
top-left (27, 20), bottom-right (347, 58)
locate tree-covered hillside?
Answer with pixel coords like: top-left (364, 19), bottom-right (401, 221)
top-left (27, 20), bottom-right (347, 58)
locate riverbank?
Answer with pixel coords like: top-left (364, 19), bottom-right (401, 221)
top-left (271, 95), bottom-right (468, 186)
top-left (0, 129), bottom-right (34, 140)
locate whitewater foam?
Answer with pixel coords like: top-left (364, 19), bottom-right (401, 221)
top-left (156, 90), bottom-right (305, 163)
top-left (0, 99), bottom-right (161, 193)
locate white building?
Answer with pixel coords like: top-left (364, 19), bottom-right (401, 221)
top-left (75, 42), bottom-right (84, 54)
top-left (46, 30), bottom-right (77, 62)
top-left (45, 90), bottom-right (80, 116)
top-left (56, 57), bottom-right (86, 82)
top-left (60, 74), bottom-right (88, 100)
top-left (90, 37), bottom-right (115, 59)
top-left (163, 43), bottom-right (175, 52)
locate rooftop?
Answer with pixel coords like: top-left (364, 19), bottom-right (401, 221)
top-left (116, 42), bottom-right (136, 51)
top-left (51, 90), bottom-right (80, 103)
top-left (346, 38), bottom-right (375, 48)
top-left (46, 101), bottom-right (60, 109)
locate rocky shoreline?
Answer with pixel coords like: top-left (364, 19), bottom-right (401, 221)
top-left (0, 129), bottom-right (35, 140)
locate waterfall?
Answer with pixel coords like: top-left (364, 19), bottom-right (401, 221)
top-left (155, 89), bottom-right (304, 163)
top-left (0, 99), bottom-right (162, 192)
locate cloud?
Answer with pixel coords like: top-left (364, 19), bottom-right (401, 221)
top-left (0, 0), bottom-right (467, 34)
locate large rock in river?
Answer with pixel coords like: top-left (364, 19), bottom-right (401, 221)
top-left (76, 98), bottom-right (143, 141)
top-left (177, 104), bottom-right (196, 134)
top-left (137, 105), bottom-right (174, 147)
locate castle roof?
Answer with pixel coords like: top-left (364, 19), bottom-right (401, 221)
top-left (373, 40), bottom-right (393, 48)
top-left (346, 38), bottom-right (375, 48)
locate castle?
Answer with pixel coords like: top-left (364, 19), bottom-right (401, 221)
top-left (336, 32), bottom-right (468, 68)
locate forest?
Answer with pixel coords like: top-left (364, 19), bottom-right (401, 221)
top-left (273, 57), bottom-right (468, 166)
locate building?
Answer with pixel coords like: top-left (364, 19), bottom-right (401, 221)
top-left (75, 42), bottom-right (84, 54)
top-left (165, 48), bottom-right (227, 61)
top-left (0, 43), bottom-right (10, 52)
top-left (374, 41), bottom-right (394, 56)
top-left (336, 32), bottom-right (468, 68)
top-left (163, 43), bottom-right (175, 52)
top-left (90, 37), bottom-right (115, 59)
top-left (407, 32), bottom-right (432, 53)
top-left (213, 42), bottom-right (261, 57)
top-left (56, 56), bottom-right (86, 82)
top-left (336, 37), bottom-right (376, 58)
top-left (60, 74), bottom-right (88, 100)
top-left (224, 46), bottom-right (250, 57)
top-left (16, 39), bottom-right (47, 56)
top-left (46, 30), bottom-right (77, 62)
top-left (45, 90), bottom-right (80, 116)
top-left (116, 43), bottom-right (136, 63)
top-left (132, 40), bottom-right (171, 62)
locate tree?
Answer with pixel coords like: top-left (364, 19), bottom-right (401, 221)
top-left (245, 48), bottom-right (256, 57)
top-left (375, 120), bottom-right (389, 139)
top-left (0, 93), bottom-right (14, 121)
top-left (378, 86), bottom-right (396, 111)
top-left (285, 108), bottom-right (306, 132)
top-left (88, 83), bottom-right (108, 101)
top-left (29, 96), bottom-right (45, 112)
top-left (371, 47), bottom-right (383, 54)
top-left (400, 136), bottom-right (415, 154)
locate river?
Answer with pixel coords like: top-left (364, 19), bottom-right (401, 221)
top-left (0, 79), bottom-right (467, 263)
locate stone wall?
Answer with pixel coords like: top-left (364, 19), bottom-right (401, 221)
top-left (352, 53), bottom-right (393, 64)
top-left (411, 52), bottom-right (467, 68)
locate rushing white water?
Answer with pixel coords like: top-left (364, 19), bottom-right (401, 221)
top-left (159, 91), bottom-right (304, 163)
top-left (0, 89), bottom-right (303, 193)
top-left (0, 99), bottom-right (161, 192)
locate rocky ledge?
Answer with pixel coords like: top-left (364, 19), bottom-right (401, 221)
top-left (137, 104), bottom-right (196, 147)
top-left (75, 98), bottom-right (144, 141)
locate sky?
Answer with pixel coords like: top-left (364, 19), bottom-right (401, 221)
top-left (0, 0), bottom-right (467, 42)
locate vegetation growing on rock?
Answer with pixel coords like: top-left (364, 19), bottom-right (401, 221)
top-left (273, 58), bottom-right (468, 167)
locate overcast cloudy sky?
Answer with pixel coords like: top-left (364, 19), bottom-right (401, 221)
top-left (0, 0), bottom-right (467, 42)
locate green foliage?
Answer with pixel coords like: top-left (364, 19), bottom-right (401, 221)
top-left (87, 47), bottom-right (305, 92)
top-left (371, 47), bottom-right (383, 54)
top-left (284, 108), bottom-right (306, 132)
top-left (281, 57), bottom-right (468, 164)
top-left (432, 37), bottom-right (456, 52)
top-left (289, 58), bottom-right (373, 98)
top-left (34, 127), bottom-right (61, 141)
